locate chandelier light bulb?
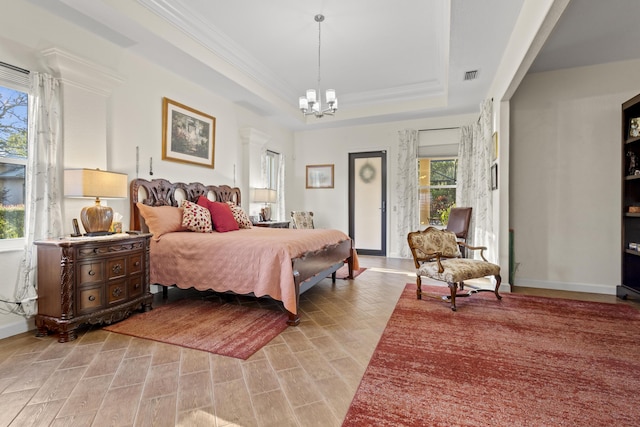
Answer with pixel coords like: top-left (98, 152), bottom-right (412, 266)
top-left (326, 89), bottom-right (336, 103)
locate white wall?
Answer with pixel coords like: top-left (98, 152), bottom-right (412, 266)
top-left (293, 114), bottom-right (476, 258)
top-left (0, 0), bottom-right (295, 338)
top-left (510, 59), bottom-right (640, 294)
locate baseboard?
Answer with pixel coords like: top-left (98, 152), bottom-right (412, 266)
top-left (514, 278), bottom-right (616, 295)
top-left (0, 316), bottom-right (35, 340)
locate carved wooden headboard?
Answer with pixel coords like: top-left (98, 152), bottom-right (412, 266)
top-left (130, 178), bottom-right (241, 231)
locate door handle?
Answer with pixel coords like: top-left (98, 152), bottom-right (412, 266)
top-left (381, 201), bottom-right (386, 213)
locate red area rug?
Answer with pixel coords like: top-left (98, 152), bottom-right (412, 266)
top-left (335, 265), bottom-right (366, 279)
top-left (103, 298), bottom-right (288, 359)
top-left (343, 284), bottom-right (640, 426)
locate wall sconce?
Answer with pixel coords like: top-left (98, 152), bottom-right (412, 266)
top-left (252, 188), bottom-right (277, 222)
top-left (64, 168), bottom-right (128, 236)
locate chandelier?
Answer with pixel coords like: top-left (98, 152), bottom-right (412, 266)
top-left (299, 14), bottom-right (338, 118)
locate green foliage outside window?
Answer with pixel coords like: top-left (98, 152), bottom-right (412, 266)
top-left (0, 205), bottom-right (25, 238)
top-left (419, 157), bottom-right (457, 226)
top-left (0, 86), bottom-right (28, 239)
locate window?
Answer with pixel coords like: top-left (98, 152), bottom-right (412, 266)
top-left (265, 150), bottom-right (279, 190)
top-left (418, 157), bottom-right (457, 226)
top-left (0, 65), bottom-right (29, 241)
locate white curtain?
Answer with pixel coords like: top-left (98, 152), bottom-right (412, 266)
top-left (13, 72), bottom-right (64, 316)
top-left (396, 129), bottom-right (418, 257)
top-left (457, 99), bottom-right (495, 260)
top-left (275, 152), bottom-right (285, 221)
top-left (260, 148), bottom-right (285, 221)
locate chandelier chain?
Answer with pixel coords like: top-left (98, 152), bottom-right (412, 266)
top-left (317, 16), bottom-right (322, 95)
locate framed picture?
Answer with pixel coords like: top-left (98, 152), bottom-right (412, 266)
top-left (491, 163), bottom-right (498, 190)
top-left (492, 131), bottom-right (498, 161)
top-left (162, 97), bottom-right (216, 168)
top-left (306, 164), bottom-right (334, 189)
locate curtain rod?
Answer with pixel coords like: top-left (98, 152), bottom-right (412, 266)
top-left (418, 127), bottom-right (460, 132)
top-left (0, 62), bottom-right (29, 74)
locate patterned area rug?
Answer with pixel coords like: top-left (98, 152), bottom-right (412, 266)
top-left (103, 298), bottom-right (289, 359)
top-left (343, 284), bottom-right (640, 426)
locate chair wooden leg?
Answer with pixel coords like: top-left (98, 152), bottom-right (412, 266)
top-left (416, 276), bottom-right (422, 300)
top-left (447, 282), bottom-right (457, 311)
top-left (494, 274), bottom-right (503, 300)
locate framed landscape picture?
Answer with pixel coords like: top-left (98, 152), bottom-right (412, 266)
top-left (306, 164), bottom-right (334, 189)
top-left (491, 163), bottom-right (498, 190)
top-left (162, 97), bottom-right (216, 168)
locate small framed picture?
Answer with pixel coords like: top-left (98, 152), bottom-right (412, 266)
top-left (492, 131), bottom-right (498, 161)
top-left (630, 117), bottom-right (640, 138)
top-left (306, 164), bottom-right (334, 189)
top-left (490, 163), bottom-right (498, 191)
top-left (71, 218), bottom-right (81, 237)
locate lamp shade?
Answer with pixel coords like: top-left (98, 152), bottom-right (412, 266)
top-left (64, 169), bottom-right (128, 198)
top-left (252, 188), bottom-right (277, 204)
top-left (64, 169), bottom-right (128, 236)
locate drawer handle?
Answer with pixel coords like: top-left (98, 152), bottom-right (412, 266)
top-left (88, 295), bottom-right (95, 301)
top-left (88, 270), bottom-right (95, 276)
top-left (112, 264), bottom-right (123, 274)
top-left (134, 283), bottom-right (140, 289)
top-left (134, 261), bottom-right (140, 267)
top-left (93, 248), bottom-right (99, 254)
top-left (112, 287), bottom-right (122, 297)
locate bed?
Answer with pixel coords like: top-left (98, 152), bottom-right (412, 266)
top-left (130, 178), bottom-right (353, 325)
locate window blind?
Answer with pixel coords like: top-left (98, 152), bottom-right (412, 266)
top-left (418, 128), bottom-right (459, 157)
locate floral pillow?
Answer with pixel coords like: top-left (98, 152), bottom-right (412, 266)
top-left (226, 201), bottom-right (253, 229)
top-left (181, 200), bottom-right (212, 233)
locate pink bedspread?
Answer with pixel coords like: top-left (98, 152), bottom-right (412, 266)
top-left (149, 227), bottom-right (350, 314)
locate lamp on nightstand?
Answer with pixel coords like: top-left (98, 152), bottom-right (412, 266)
top-left (252, 188), bottom-right (277, 222)
top-left (64, 168), bottom-right (128, 236)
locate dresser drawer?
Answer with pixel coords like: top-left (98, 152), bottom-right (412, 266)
top-left (129, 275), bottom-right (144, 298)
top-left (107, 257), bottom-right (127, 279)
top-left (77, 285), bottom-right (103, 314)
top-left (129, 253), bottom-right (143, 274)
top-left (77, 240), bottom-right (145, 260)
top-left (107, 279), bottom-right (128, 305)
top-left (78, 262), bottom-right (104, 285)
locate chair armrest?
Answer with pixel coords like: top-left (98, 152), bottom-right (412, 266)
top-left (416, 252), bottom-right (445, 273)
top-left (458, 242), bottom-right (489, 261)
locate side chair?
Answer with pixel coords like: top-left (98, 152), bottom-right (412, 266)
top-left (445, 206), bottom-right (472, 257)
top-left (407, 226), bottom-right (502, 311)
top-left (291, 211), bottom-right (315, 229)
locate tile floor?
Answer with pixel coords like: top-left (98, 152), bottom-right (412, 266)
top-left (0, 256), bottom-right (638, 426)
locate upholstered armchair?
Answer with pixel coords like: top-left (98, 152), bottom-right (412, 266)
top-left (291, 211), bottom-right (315, 229)
top-left (407, 227), bottom-right (502, 311)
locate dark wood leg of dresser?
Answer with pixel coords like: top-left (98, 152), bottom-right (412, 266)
top-left (57, 327), bottom-right (77, 343)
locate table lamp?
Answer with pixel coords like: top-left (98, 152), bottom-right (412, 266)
top-left (252, 188), bottom-right (277, 222)
top-left (64, 168), bottom-right (128, 236)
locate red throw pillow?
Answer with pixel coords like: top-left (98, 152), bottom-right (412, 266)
top-left (197, 196), bottom-right (239, 232)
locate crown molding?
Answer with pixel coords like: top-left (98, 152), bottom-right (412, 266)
top-left (40, 48), bottom-right (124, 97)
top-left (137, 0), bottom-right (296, 101)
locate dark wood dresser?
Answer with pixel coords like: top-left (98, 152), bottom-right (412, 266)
top-left (252, 221), bottom-right (291, 228)
top-left (34, 233), bottom-right (153, 342)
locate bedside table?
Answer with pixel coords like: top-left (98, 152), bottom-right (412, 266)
top-left (34, 233), bottom-right (153, 342)
top-left (253, 221), bottom-right (291, 229)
